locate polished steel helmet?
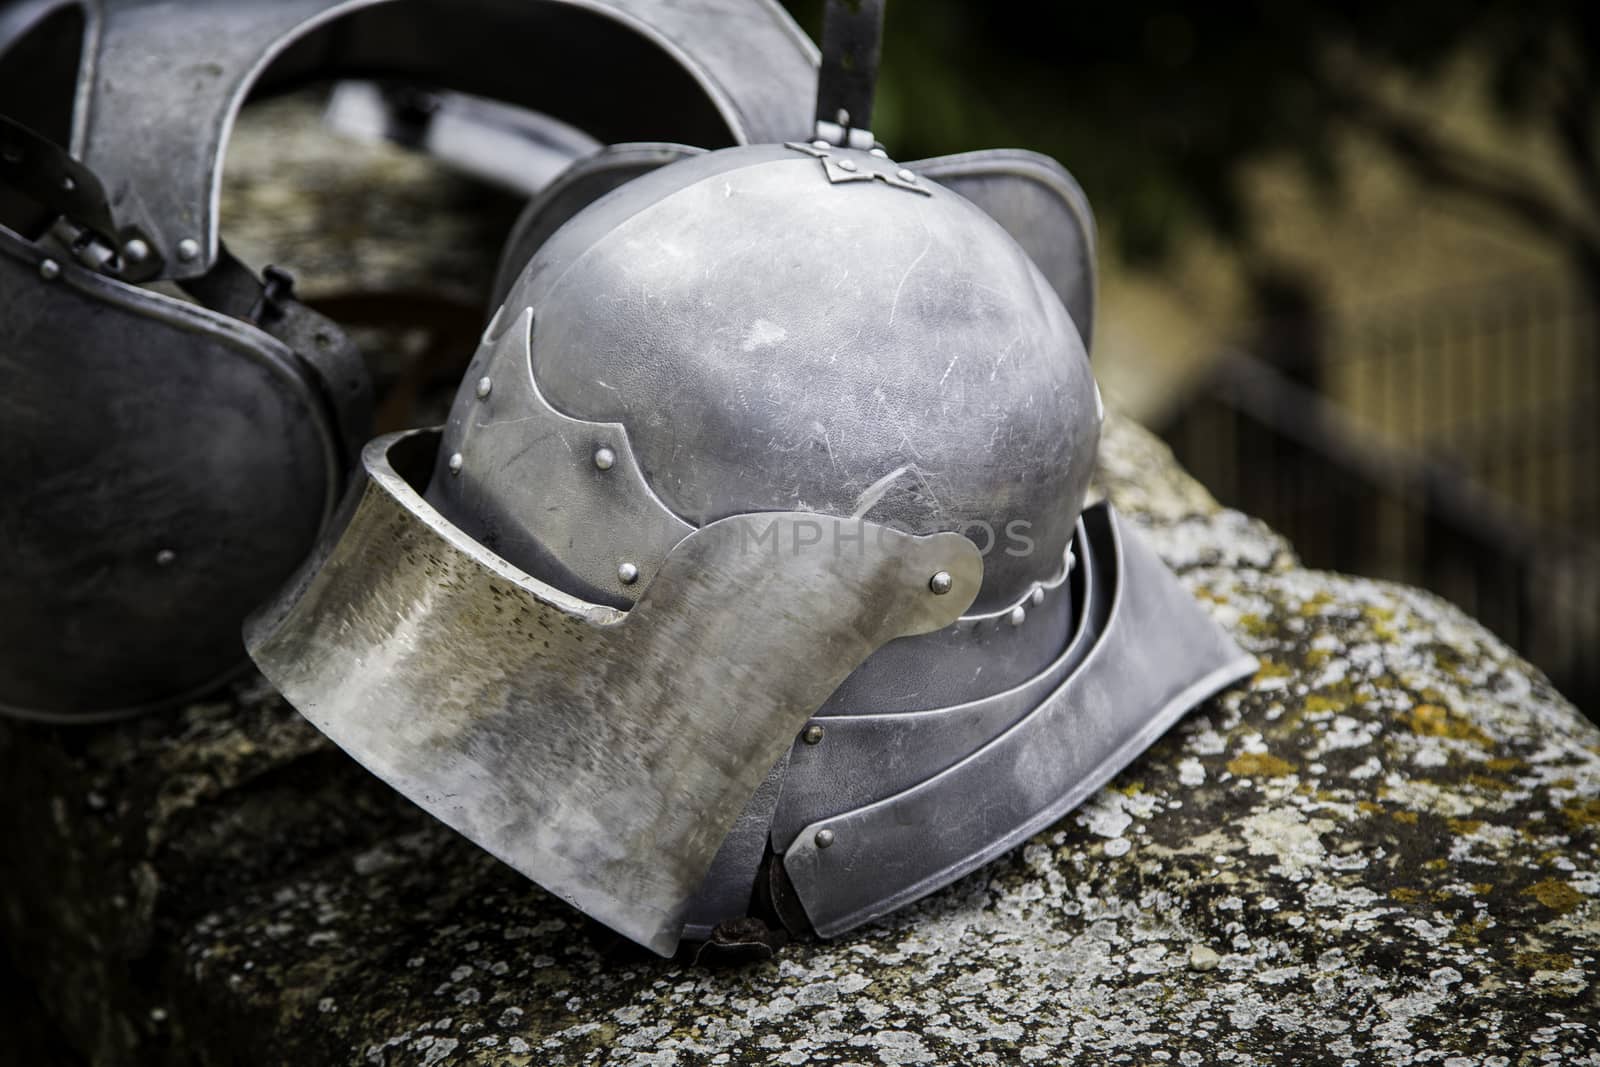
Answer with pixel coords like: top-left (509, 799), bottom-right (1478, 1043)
top-left (246, 1), bottom-right (1254, 956)
top-left (0, 0), bottom-right (816, 720)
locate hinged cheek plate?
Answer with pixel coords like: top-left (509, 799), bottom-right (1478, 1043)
top-left (245, 428), bottom-right (980, 957)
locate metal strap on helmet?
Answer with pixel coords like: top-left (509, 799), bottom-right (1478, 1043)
top-left (813, 0), bottom-right (885, 149)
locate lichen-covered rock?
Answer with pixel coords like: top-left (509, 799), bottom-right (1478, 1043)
top-left (1, 93), bottom-right (1597, 1067)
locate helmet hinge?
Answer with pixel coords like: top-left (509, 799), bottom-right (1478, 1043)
top-left (0, 112), bottom-right (164, 282)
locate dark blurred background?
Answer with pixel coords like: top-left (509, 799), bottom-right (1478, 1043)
top-left (779, 0), bottom-right (1598, 712)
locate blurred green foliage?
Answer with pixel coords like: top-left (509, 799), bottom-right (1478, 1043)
top-left (781, 0), bottom-right (1600, 275)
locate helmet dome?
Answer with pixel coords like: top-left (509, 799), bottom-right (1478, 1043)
top-left (432, 142), bottom-right (1100, 614)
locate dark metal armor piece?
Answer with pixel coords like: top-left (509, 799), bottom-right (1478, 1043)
top-left (248, 0), bottom-right (1254, 955)
top-left (0, 0), bottom-right (818, 720)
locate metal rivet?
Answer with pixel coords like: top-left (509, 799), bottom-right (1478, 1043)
top-left (176, 238), bottom-right (200, 262)
top-left (811, 139), bottom-right (830, 150)
top-left (929, 571), bottom-right (954, 595)
top-left (448, 452), bottom-right (464, 475)
top-left (60, 175), bottom-right (75, 193)
top-left (814, 828), bottom-right (836, 849)
top-left (837, 158), bottom-right (857, 172)
top-left (593, 446), bottom-right (616, 471)
top-left (1031, 587), bottom-right (1045, 607)
top-left (122, 238), bottom-right (149, 264)
top-left (475, 376), bottom-right (492, 399)
top-left (618, 561), bottom-right (640, 585)
top-left (155, 549), bottom-right (176, 567)
top-left (38, 258), bottom-right (60, 281)
top-left (897, 168), bottom-right (917, 183)
top-left (869, 147), bottom-right (888, 158)
top-left (1008, 605), bottom-right (1027, 627)
top-left (802, 724), bottom-right (825, 745)
top-left (835, 108), bottom-right (851, 126)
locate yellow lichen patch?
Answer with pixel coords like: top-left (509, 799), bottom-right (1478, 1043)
top-left (1482, 757), bottom-right (1524, 774)
top-left (1403, 703), bottom-right (1493, 747)
top-left (1303, 694), bottom-right (1345, 714)
top-left (1357, 801), bottom-right (1383, 815)
top-left (1515, 951), bottom-right (1574, 972)
top-left (1452, 916), bottom-right (1490, 947)
top-left (1363, 605), bottom-right (1399, 640)
top-left (1304, 648), bottom-right (1331, 668)
top-left (1466, 774), bottom-right (1513, 793)
top-left (1390, 887), bottom-right (1422, 903)
top-left (1299, 592), bottom-right (1334, 616)
top-left (1236, 612), bottom-right (1271, 636)
top-left (1523, 880), bottom-right (1583, 914)
top-left (1472, 882), bottom-right (1496, 895)
top-left (1226, 753), bottom-right (1296, 778)
top-left (1115, 781), bottom-right (1144, 797)
top-left (1405, 703), bottom-right (1450, 733)
top-left (1561, 797), bottom-right (1600, 830)
top-left (1193, 586), bottom-right (1228, 605)
top-left (1391, 810), bottom-right (1420, 825)
top-left (1423, 858), bottom-right (1449, 871)
top-left (1447, 819), bottom-right (1483, 835)
top-left (1251, 659), bottom-right (1292, 682)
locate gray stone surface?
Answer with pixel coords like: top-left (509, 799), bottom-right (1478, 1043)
top-left (2, 93), bottom-right (1598, 1066)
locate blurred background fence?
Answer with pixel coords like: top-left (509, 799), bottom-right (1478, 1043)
top-left (1161, 274), bottom-right (1599, 711)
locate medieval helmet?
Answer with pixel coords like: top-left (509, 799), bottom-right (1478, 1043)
top-left (0, 0), bottom-right (816, 721)
top-left (246, 2), bottom-right (1254, 955)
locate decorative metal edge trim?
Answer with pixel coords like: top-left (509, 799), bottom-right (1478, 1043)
top-left (446, 305), bottom-right (696, 604)
top-left (956, 543), bottom-right (1075, 626)
top-left (784, 140), bottom-right (931, 196)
